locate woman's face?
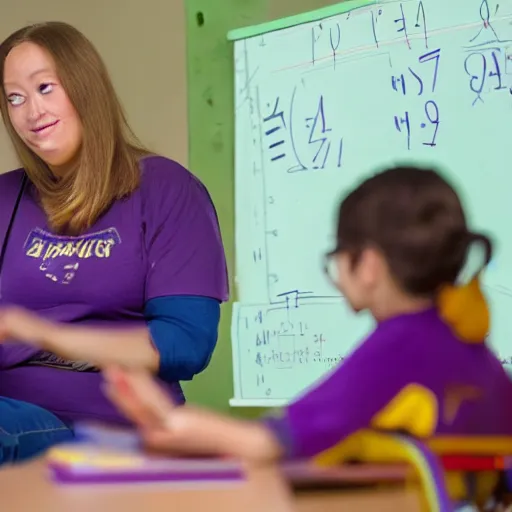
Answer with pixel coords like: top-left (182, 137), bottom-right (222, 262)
top-left (3, 41), bottom-right (82, 171)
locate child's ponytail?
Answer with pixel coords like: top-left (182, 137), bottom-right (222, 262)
top-left (437, 233), bottom-right (493, 343)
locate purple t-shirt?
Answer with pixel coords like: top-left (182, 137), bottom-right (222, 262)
top-left (265, 307), bottom-right (512, 458)
top-left (0, 155), bottom-right (228, 424)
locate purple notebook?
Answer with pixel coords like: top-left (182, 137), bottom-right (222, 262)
top-left (47, 424), bottom-right (243, 485)
top-left (48, 453), bottom-right (244, 485)
top-left (47, 423), bottom-right (408, 486)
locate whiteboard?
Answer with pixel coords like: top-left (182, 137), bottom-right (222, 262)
top-left (229, 0), bottom-right (512, 407)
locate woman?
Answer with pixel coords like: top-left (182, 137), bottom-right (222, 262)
top-left (0, 21), bottom-right (228, 465)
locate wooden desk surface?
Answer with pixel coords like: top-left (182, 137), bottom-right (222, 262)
top-left (0, 458), bottom-right (422, 512)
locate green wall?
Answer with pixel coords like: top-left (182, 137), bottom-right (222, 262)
top-left (182, 0), bottom-right (268, 418)
top-left (182, 0), bottom-right (338, 418)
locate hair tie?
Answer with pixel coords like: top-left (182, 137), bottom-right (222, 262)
top-left (437, 236), bottom-right (491, 343)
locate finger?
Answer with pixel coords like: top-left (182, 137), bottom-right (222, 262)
top-left (143, 408), bottom-right (221, 456)
top-left (142, 430), bottom-right (181, 453)
top-left (103, 372), bottom-right (164, 429)
top-left (0, 316), bottom-right (10, 340)
top-left (142, 427), bottom-right (222, 458)
top-left (103, 366), bottom-right (132, 393)
top-left (105, 366), bottom-right (169, 411)
top-left (142, 428), bottom-right (208, 456)
top-left (104, 367), bottom-right (176, 429)
top-left (124, 370), bottom-right (176, 418)
top-left (104, 384), bottom-right (163, 429)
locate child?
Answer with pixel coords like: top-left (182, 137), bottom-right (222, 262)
top-left (104, 166), bottom-right (512, 503)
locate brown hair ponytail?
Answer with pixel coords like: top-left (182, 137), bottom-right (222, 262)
top-left (437, 232), bottom-right (493, 343)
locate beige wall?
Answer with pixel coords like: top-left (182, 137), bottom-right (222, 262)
top-left (0, 0), bottom-right (188, 173)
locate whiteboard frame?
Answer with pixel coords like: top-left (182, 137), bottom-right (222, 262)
top-left (227, 0), bottom-right (375, 41)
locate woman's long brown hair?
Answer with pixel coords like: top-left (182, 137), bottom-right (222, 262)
top-left (0, 21), bottom-right (150, 235)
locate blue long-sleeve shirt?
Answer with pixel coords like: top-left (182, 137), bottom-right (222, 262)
top-left (145, 295), bottom-right (220, 382)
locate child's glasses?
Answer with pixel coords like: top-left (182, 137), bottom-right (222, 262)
top-left (323, 249), bottom-right (341, 290)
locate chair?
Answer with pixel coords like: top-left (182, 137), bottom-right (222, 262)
top-left (310, 430), bottom-right (512, 511)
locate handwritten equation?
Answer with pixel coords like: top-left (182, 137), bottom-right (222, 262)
top-left (309, 2), bottom-right (429, 66)
top-left (463, 0), bottom-right (512, 105)
top-left (233, 300), bottom-right (373, 400)
top-left (258, 0), bottom-right (512, 156)
top-left (392, 48), bottom-right (441, 149)
top-left (262, 92), bottom-right (343, 172)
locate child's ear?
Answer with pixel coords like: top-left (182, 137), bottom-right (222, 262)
top-left (358, 247), bottom-right (385, 287)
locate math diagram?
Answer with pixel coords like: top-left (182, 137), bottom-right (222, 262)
top-left (261, 88), bottom-right (344, 173)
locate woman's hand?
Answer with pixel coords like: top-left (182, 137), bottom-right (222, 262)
top-left (104, 366), bottom-right (215, 455)
top-left (104, 366), bottom-right (175, 432)
top-left (104, 367), bottom-right (283, 462)
top-left (0, 306), bottom-right (57, 347)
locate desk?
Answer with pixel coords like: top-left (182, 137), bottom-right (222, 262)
top-left (0, 459), bottom-right (422, 512)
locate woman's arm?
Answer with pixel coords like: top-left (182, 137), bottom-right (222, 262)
top-left (0, 295), bottom-right (220, 376)
top-left (0, 306), bottom-right (159, 370)
top-left (46, 323), bottom-right (159, 371)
